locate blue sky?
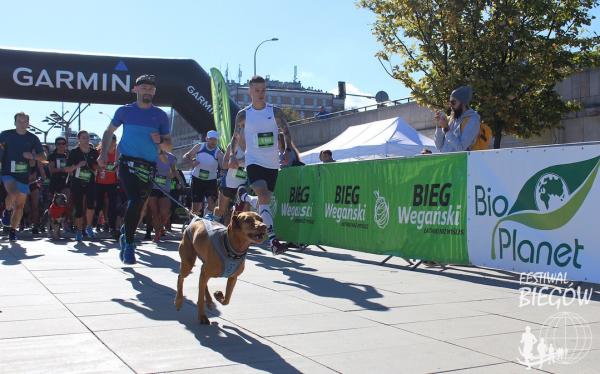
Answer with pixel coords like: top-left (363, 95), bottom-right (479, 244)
top-left (0, 0), bottom-right (598, 140)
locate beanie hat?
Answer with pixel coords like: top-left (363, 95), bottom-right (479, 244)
top-left (450, 86), bottom-right (473, 105)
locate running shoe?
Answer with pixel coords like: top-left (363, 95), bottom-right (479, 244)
top-left (8, 228), bottom-right (17, 242)
top-left (119, 233), bottom-right (126, 251)
top-left (122, 243), bottom-right (136, 265)
top-left (85, 226), bottom-right (95, 239)
top-left (270, 239), bottom-right (288, 256)
top-left (2, 210), bottom-right (11, 227)
top-left (76, 231), bottom-right (83, 242)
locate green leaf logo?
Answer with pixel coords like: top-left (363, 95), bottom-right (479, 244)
top-left (491, 157), bottom-right (600, 259)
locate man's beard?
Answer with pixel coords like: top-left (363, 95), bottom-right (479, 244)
top-left (452, 106), bottom-right (463, 118)
top-left (142, 94), bottom-right (153, 104)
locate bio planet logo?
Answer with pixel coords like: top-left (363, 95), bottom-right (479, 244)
top-left (477, 156), bottom-right (600, 269)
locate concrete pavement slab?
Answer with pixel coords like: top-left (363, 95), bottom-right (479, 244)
top-left (0, 333), bottom-right (132, 374)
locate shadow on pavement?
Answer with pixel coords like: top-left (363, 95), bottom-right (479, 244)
top-left (293, 247), bottom-right (600, 302)
top-left (249, 251), bottom-right (390, 311)
top-left (113, 268), bottom-right (303, 373)
top-left (0, 243), bottom-right (44, 265)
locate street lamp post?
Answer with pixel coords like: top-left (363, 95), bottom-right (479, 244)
top-left (253, 37), bottom-right (279, 76)
top-left (99, 111), bottom-right (112, 122)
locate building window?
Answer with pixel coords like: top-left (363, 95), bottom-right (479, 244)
top-left (282, 96), bottom-right (291, 105)
top-left (304, 97), bottom-right (314, 106)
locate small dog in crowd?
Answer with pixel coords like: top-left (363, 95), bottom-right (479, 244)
top-left (45, 193), bottom-right (68, 240)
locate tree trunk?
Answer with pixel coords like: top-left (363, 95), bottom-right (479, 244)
top-left (493, 131), bottom-right (502, 149)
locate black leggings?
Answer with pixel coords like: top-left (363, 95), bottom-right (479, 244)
top-left (119, 159), bottom-right (154, 245)
top-left (70, 180), bottom-right (96, 218)
top-left (95, 183), bottom-right (118, 229)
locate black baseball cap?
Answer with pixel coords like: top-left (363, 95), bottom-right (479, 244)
top-left (135, 74), bottom-right (156, 86)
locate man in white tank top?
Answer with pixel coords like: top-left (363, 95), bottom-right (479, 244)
top-left (231, 75), bottom-right (294, 255)
top-left (183, 130), bottom-right (223, 217)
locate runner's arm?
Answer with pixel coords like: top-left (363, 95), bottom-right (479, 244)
top-left (48, 155), bottom-right (57, 174)
top-left (216, 149), bottom-right (225, 170)
top-left (274, 106), bottom-right (293, 150)
top-left (170, 163), bottom-right (185, 186)
top-left (159, 134), bottom-right (172, 152)
top-left (32, 137), bottom-right (47, 163)
top-left (99, 124), bottom-right (118, 165)
top-left (183, 143), bottom-right (200, 160)
top-left (231, 110), bottom-right (246, 152)
top-left (222, 144), bottom-right (232, 169)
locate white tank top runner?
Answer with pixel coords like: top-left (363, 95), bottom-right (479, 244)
top-left (225, 146), bottom-right (247, 188)
top-left (244, 104), bottom-right (280, 170)
top-left (192, 144), bottom-right (219, 180)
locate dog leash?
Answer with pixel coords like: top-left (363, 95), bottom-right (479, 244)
top-left (150, 179), bottom-right (200, 220)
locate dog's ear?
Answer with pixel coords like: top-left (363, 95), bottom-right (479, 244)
top-left (231, 213), bottom-right (241, 229)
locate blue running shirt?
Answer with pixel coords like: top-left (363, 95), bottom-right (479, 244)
top-left (111, 103), bottom-right (170, 163)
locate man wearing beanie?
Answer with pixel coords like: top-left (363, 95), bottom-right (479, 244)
top-left (434, 85), bottom-right (481, 152)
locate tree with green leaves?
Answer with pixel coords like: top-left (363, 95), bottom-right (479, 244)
top-left (359, 0), bottom-right (599, 148)
top-left (280, 106), bottom-right (301, 122)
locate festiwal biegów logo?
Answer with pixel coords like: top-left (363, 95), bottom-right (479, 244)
top-left (480, 156), bottom-right (600, 268)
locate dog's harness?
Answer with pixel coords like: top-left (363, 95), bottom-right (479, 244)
top-left (185, 218), bottom-right (246, 278)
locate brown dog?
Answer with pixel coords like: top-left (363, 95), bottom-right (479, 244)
top-left (175, 211), bottom-right (267, 324)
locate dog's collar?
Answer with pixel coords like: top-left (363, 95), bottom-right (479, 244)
top-left (224, 233), bottom-right (247, 260)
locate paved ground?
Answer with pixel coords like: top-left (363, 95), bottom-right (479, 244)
top-left (1, 229), bottom-right (599, 373)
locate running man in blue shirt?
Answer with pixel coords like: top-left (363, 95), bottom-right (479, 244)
top-left (97, 74), bottom-right (171, 264)
top-left (0, 112), bottom-right (46, 241)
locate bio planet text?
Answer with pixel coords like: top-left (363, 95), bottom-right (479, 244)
top-left (475, 186), bottom-right (585, 269)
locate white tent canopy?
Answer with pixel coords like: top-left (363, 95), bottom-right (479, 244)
top-left (300, 117), bottom-right (436, 164)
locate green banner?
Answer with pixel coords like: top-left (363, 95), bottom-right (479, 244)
top-left (273, 165), bottom-right (322, 244)
top-left (210, 68), bottom-right (231, 152)
top-left (274, 153), bottom-right (469, 264)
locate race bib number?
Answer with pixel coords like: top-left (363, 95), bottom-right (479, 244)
top-left (257, 132), bottom-right (274, 148)
top-left (235, 168), bottom-right (247, 179)
top-left (105, 163), bottom-right (116, 171)
top-left (11, 161), bottom-right (29, 173)
top-left (75, 168), bottom-right (92, 182)
top-left (56, 159), bottom-right (66, 169)
top-left (197, 169), bottom-right (210, 180)
top-left (155, 175), bottom-right (167, 186)
top-left (170, 180), bottom-right (177, 190)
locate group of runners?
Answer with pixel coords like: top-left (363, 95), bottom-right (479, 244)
top-left (0, 74), bottom-right (300, 263)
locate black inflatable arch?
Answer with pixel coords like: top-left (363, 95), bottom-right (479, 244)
top-left (0, 48), bottom-right (239, 134)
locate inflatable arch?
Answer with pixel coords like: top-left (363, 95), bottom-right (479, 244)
top-left (0, 48), bottom-right (239, 134)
